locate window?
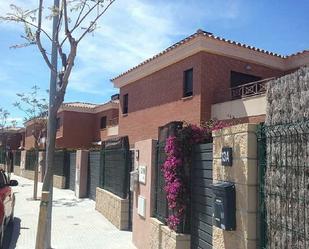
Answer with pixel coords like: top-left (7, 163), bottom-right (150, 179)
top-left (100, 116), bottom-right (107, 129)
top-left (123, 94), bottom-right (128, 114)
top-left (183, 68), bottom-right (193, 97)
top-left (56, 118), bottom-right (61, 131)
top-left (230, 71), bottom-right (262, 88)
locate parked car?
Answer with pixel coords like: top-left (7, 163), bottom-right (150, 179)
top-left (0, 170), bottom-right (18, 248)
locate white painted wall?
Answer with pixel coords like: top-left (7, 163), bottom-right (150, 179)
top-left (211, 95), bottom-right (266, 120)
top-left (107, 125), bottom-right (119, 136)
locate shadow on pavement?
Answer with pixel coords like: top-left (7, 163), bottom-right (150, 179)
top-left (53, 198), bottom-right (86, 207)
top-left (3, 217), bottom-right (21, 249)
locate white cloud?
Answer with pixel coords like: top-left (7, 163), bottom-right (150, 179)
top-left (72, 0), bottom-right (242, 87)
top-left (0, 0), bottom-right (242, 98)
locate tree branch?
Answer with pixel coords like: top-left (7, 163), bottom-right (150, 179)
top-left (60, 0), bottom-right (100, 47)
top-left (74, 0), bottom-right (87, 29)
top-left (77, 0), bottom-right (115, 43)
top-left (6, 15), bottom-right (53, 42)
top-left (36, 0), bottom-right (56, 72)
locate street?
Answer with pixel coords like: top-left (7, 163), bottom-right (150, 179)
top-left (5, 175), bottom-right (136, 249)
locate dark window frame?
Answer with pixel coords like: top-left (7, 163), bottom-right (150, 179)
top-left (230, 71), bottom-right (262, 88)
top-left (100, 116), bottom-right (107, 129)
top-left (183, 68), bottom-right (193, 97)
top-left (123, 94), bottom-right (128, 114)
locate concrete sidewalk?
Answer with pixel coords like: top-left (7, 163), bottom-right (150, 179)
top-left (7, 175), bottom-right (136, 249)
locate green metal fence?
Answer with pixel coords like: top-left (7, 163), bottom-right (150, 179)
top-left (54, 150), bottom-right (69, 178)
top-left (258, 120), bottom-right (309, 249)
top-left (25, 150), bottom-right (38, 170)
top-left (257, 124), bottom-right (267, 249)
top-left (13, 151), bottom-right (21, 166)
top-left (154, 141), bottom-right (168, 224)
top-left (0, 149), bottom-right (5, 164)
top-left (101, 148), bottom-right (130, 199)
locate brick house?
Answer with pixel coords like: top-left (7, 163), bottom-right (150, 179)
top-left (0, 127), bottom-right (24, 150)
top-left (56, 100), bottom-right (119, 149)
top-left (111, 29), bottom-right (309, 145)
top-left (23, 118), bottom-right (46, 150)
top-left (23, 97), bottom-right (119, 150)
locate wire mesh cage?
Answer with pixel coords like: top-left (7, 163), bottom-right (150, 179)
top-left (258, 120), bottom-right (309, 249)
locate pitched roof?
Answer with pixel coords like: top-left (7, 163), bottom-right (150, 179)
top-left (61, 102), bottom-right (98, 109)
top-left (111, 29), bottom-right (309, 84)
top-left (59, 100), bottom-right (119, 113)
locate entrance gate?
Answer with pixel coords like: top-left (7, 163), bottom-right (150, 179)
top-left (191, 143), bottom-right (213, 249)
top-left (88, 150), bottom-right (101, 200)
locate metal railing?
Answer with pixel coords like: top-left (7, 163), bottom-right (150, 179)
top-left (231, 77), bottom-right (274, 99)
top-left (108, 117), bottom-right (119, 127)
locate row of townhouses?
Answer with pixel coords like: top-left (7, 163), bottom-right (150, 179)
top-left (2, 30), bottom-right (308, 150)
top-left (1, 29), bottom-right (309, 249)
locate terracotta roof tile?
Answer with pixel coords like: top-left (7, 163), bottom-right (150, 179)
top-left (111, 29), bottom-right (295, 82)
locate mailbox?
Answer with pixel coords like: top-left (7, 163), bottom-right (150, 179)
top-left (212, 181), bottom-right (236, 231)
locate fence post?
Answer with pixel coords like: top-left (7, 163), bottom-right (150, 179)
top-left (257, 124), bottom-right (267, 249)
top-left (132, 139), bottom-right (158, 249)
top-left (33, 150), bottom-right (39, 200)
top-left (20, 150), bottom-right (26, 177)
top-left (75, 150), bottom-right (88, 198)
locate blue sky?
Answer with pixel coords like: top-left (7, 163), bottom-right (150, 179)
top-left (0, 0), bottom-right (308, 125)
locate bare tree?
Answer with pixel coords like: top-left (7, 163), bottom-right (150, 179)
top-left (14, 85), bottom-right (48, 200)
top-left (1, 1), bottom-right (116, 248)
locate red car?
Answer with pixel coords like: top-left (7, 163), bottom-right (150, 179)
top-left (0, 170), bottom-right (18, 248)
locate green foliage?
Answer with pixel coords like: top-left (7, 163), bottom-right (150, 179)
top-left (13, 85), bottom-right (48, 123)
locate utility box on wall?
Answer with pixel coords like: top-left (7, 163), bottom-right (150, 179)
top-left (212, 182), bottom-right (236, 231)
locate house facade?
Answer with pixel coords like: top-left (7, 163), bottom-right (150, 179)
top-left (56, 100), bottom-right (119, 149)
top-left (112, 29), bottom-right (309, 145)
top-left (23, 98), bottom-right (119, 150)
top-left (0, 127), bottom-right (24, 150)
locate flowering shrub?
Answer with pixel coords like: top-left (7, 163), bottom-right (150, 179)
top-left (162, 136), bottom-right (185, 230)
top-left (162, 120), bottom-right (229, 231)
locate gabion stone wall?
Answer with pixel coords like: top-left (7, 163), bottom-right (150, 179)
top-left (263, 66), bottom-right (309, 249)
top-left (266, 66), bottom-right (309, 125)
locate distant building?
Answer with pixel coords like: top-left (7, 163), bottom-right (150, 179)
top-left (0, 127), bottom-right (24, 150)
top-left (56, 100), bottom-right (119, 149)
top-left (111, 29), bottom-right (309, 145)
top-left (23, 97), bottom-right (119, 150)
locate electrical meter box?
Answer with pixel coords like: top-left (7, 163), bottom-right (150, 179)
top-left (212, 182), bottom-right (236, 231)
top-left (130, 170), bottom-right (139, 192)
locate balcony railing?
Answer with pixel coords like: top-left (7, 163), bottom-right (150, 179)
top-left (108, 117), bottom-right (119, 127)
top-left (231, 77), bottom-right (275, 100)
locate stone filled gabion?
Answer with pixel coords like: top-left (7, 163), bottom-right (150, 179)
top-left (264, 67), bottom-right (309, 249)
top-left (266, 67), bottom-right (309, 125)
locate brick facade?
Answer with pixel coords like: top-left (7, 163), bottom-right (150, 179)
top-left (0, 131), bottom-right (23, 150)
top-left (94, 108), bottom-right (119, 141)
top-left (24, 102), bottom-right (119, 150)
top-left (56, 111), bottom-right (95, 149)
top-left (118, 51), bottom-right (283, 145)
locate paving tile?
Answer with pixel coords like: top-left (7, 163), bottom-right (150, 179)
top-left (8, 174), bottom-right (136, 249)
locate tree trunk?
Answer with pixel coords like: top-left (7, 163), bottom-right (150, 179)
top-left (43, 108), bottom-right (57, 249)
top-left (33, 146), bottom-right (39, 200)
top-left (35, 0), bottom-right (59, 247)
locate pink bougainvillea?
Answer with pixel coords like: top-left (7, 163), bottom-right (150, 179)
top-left (161, 121), bottom-right (229, 231)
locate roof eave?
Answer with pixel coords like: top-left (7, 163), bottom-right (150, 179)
top-left (112, 35), bottom-right (287, 88)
